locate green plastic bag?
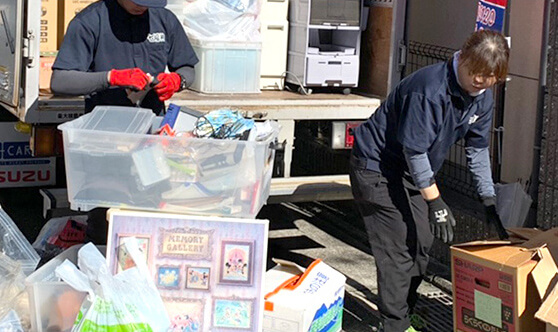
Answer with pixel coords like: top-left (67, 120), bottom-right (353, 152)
top-left (55, 242), bottom-right (169, 332)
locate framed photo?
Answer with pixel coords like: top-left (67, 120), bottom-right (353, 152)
top-left (163, 297), bottom-right (204, 332)
top-left (219, 240), bottom-right (254, 285)
top-left (157, 265), bottom-right (181, 289)
top-left (212, 297), bottom-right (254, 330)
top-left (115, 234), bottom-right (151, 274)
top-left (186, 266), bottom-right (211, 290)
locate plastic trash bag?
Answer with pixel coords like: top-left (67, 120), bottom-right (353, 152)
top-left (495, 182), bottom-right (533, 228)
top-left (33, 216), bottom-right (88, 252)
top-left (54, 242), bottom-right (170, 332)
top-left (0, 253), bottom-right (30, 331)
top-left (0, 310), bottom-right (24, 332)
top-left (181, 0), bottom-right (261, 42)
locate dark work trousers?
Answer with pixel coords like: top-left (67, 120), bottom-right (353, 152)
top-left (349, 155), bottom-right (433, 332)
top-left (85, 207), bottom-right (109, 245)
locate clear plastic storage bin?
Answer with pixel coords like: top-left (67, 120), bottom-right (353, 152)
top-left (190, 40), bottom-right (262, 94)
top-left (25, 245), bottom-right (106, 332)
top-left (0, 207), bottom-right (40, 276)
top-left (81, 106), bottom-right (155, 134)
top-left (58, 109), bottom-right (278, 218)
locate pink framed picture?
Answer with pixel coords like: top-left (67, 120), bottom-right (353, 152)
top-left (219, 240), bottom-right (254, 285)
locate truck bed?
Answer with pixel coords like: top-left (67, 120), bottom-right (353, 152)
top-left (37, 90), bottom-right (381, 201)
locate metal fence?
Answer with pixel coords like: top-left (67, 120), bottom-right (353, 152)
top-left (537, 1), bottom-right (558, 229)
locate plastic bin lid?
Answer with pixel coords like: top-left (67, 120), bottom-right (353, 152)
top-left (0, 206), bottom-right (40, 276)
top-left (81, 106), bottom-right (155, 134)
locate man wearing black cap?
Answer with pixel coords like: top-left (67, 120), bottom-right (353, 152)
top-left (51, 0), bottom-right (199, 245)
top-left (51, 0), bottom-right (198, 115)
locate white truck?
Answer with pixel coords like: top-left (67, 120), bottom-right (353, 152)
top-left (0, 0), bottom-right (398, 200)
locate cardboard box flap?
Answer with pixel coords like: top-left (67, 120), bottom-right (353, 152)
top-left (451, 237), bottom-right (524, 248)
top-left (530, 246), bottom-right (558, 298)
top-left (271, 258), bottom-right (306, 274)
top-left (521, 228), bottom-right (558, 248)
top-left (535, 274), bottom-right (558, 328)
top-left (452, 242), bottom-right (542, 268)
top-left (507, 227), bottom-right (543, 240)
top-left (521, 228), bottom-right (558, 267)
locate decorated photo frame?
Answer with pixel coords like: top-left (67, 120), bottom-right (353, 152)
top-left (219, 240), bottom-right (254, 285)
top-left (212, 297), bottom-right (255, 330)
top-left (186, 266), bottom-right (211, 290)
top-left (115, 234), bottom-right (151, 274)
top-left (156, 265), bottom-right (181, 289)
top-left (163, 297), bottom-right (205, 332)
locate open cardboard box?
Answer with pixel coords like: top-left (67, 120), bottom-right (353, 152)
top-left (451, 227), bottom-right (558, 332)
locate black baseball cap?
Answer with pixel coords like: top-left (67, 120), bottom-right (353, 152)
top-left (130, 0), bottom-right (167, 7)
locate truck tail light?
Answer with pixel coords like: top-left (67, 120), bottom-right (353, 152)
top-left (31, 125), bottom-right (63, 157)
top-left (331, 121), bottom-right (362, 149)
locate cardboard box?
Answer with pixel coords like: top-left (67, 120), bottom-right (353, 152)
top-left (39, 55), bottom-right (56, 93)
top-left (40, 0), bottom-right (58, 52)
top-left (263, 258), bottom-right (346, 332)
top-left (451, 233), bottom-right (558, 332)
top-left (527, 228), bottom-right (558, 332)
top-left (58, 0), bottom-right (96, 47)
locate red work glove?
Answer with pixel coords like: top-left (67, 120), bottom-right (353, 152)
top-left (109, 68), bottom-right (150, 91)
top-left (154, 72), bottom-right (181, 101)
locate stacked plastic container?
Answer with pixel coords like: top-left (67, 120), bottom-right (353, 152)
top-left (58, 106), bottom-right (278, 218)
top-left (178, 0), bottom-right (263, 93)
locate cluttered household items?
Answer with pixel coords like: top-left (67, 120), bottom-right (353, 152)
top-left (58, 104), bottom-right (279, 218)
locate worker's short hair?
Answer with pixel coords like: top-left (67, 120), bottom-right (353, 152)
top-left (460, 30), bottom-right (510, 82)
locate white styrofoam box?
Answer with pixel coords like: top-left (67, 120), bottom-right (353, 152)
top-left (260, 20), bottom-right (289, 90)
top-left (261, 0), bottom-right (289, 21)
top-left (58, 109), bottom-right (278, 218)
top-left (305, 54), bottom-right (359, 86)
top-left (25, 245), bottom-right (106, 332)
top-left (263, 259), bottom-right (346, 332)
top-left (190, 40), bottom-right (262, 94)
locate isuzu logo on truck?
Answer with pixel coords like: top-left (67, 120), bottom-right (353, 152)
top-left (0, 125), bottom-right (56, 188)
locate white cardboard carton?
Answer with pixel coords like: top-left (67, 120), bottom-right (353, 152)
top-left (263, 258), bottom-right (346, 332)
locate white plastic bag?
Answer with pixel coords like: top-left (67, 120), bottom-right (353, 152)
top-left (495, 182), bottom-right (532, 228)
top-left (55, 242), bottom-right (170, 331)
top-left (0, 253), bottom-right (29, 331)
top-left (182, 0), bottom-right (261, 41)
top-left (0, 310), bottom-right (24, 332)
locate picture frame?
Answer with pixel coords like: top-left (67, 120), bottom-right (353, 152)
top-left (163, 297), bottom-right (205, 332)
top-left (156, 265), bottom-right (181, 289)
top-left (212, 297), bottom-right (254, 330)
top-left (115, 234), bottom-right (151, 274)
top-left (218, 240), bottom-right (254, 285)
top-left (186, 266), bottom-right (211, 290)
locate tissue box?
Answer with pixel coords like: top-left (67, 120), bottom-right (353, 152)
top-left (263, 259), bottom-right (346, 332)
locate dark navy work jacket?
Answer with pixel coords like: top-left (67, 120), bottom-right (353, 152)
top-left (53, 0), bottom-right (198, 114)
top-left (352, 59), bottom-right (494, 177)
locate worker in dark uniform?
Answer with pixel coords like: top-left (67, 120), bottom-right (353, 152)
top-left (51, 0), bottom-right (199, 244)
top-left (349, 30), bottom-right (510, 332)
top-left (51, 0), bottom-right (198, 114)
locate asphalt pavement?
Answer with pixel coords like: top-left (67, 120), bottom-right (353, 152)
top-left (0, 188), bottom-right (455, 332)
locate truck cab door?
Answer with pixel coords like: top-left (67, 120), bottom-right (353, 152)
top-left (0, 0), bottom-right (39, 121)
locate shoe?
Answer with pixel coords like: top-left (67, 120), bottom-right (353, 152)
top-left (409, 313), bottom-right (427, 330)
top-left (405, 326), bottom-right (422, 332)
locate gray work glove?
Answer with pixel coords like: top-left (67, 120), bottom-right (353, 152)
top-left (427, 196), bottom-right (456, 243)
top-left (481, 196), bottom-right (509, 240)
